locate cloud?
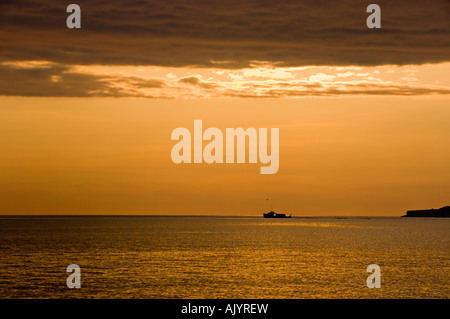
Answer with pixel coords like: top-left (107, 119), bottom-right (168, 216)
top-left (178, 77), bottom-right (202, 85)
top-left (1, 61), bottom-right (449, 98)
top-left (0, 62), bottom-right (165, 97)
top-left (0, 0), bottom-right (449, 68)
top-left (309, 73), bottom-right (336, 82)
top-left (178, 76), bottom-right (217, 89)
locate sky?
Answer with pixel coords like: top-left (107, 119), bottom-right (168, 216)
top-left (0, 1), bottom-right (449, 215)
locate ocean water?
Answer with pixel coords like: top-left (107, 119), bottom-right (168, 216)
top-left (0, 216), bottom-right (448, 299)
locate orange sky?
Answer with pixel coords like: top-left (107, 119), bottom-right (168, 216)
top-left (1, 93), bottom-right (449, 216)
top-left (1, 1), bottom-right (449, 216)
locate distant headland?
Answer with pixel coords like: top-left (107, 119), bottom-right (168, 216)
top-left (402, 206), bottom-right (450, 217)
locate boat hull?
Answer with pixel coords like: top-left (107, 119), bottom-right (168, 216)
top-left (263, 211), bottom-right (291, 218)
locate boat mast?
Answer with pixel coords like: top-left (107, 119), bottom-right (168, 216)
top-left (266, 197), bottom-right (273, 211)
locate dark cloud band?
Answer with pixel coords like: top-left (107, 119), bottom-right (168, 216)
top-left (1, 0), bottom-right (449, 68)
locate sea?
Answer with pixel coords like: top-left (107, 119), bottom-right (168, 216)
top-left (0, 216), bottom-right (448, 299)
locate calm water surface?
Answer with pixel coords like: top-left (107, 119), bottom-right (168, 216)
top-left (0, 216), bottom-right (448, 298)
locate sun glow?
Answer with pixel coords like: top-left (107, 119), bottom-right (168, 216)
top-left (3, 61), bottom-right (450, 98)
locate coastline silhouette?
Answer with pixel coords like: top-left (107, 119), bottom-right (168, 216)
top-left (402, 206), bottom-right (450, 217)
